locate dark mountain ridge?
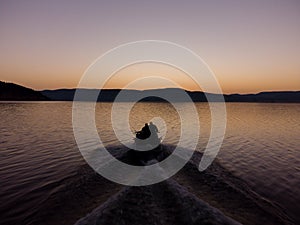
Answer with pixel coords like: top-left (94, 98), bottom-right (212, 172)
top-left (42, 88), bottom-right (300, 103)
top-left (0, 81), bottom-right (49, 101)
top-left (1, 81), bottom-right (299, 102)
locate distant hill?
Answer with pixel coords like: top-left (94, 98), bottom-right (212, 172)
top-left (224, 91), bottom-right (300, 103)
top-left (41, 88), bottom-right (206, 102)
top-left (0, 81), bottom-right (49, 101)
top-left (42, 88), bottom-right (300, 103)
top-left (1, 81), bottom-right (299, 102)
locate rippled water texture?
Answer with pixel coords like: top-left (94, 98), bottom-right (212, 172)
top-left (0, 102), bottom-right (299, 224)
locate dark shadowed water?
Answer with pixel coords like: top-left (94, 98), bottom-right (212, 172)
top-left (0, 102), bottom-right (299, 224)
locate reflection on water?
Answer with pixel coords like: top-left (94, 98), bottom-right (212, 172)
top-left (0, 102), bottom-right (299, 223)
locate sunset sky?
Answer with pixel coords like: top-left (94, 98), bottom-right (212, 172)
top-left (0, 0), bottom-right (299, 94)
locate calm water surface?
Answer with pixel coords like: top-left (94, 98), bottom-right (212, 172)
top-left (0, 102), bottom-right (299, 224)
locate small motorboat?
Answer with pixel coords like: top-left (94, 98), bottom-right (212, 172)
top-left (129, 135), bottom-right (162, 164)
top-left (133, 122), bottom-right (161, 150)
top-left (128, 122), bottom-right (164, 164)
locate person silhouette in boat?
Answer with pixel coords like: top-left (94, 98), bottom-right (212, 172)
top-left (135, 122), bottom-right (159, 143)
top-left (136, 123), bottom-right (151, 140)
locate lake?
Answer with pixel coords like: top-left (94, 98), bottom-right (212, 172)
top-left (0, 102), bottom-right (299, 224)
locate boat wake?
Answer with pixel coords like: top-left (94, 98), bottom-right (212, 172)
top-left (32, 144), bottom-right (294, 225)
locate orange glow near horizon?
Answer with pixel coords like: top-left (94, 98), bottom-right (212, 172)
top-left (2, 58), bottom-right (299, 94)
top-left (103, 63), bottom-right (201, 91)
